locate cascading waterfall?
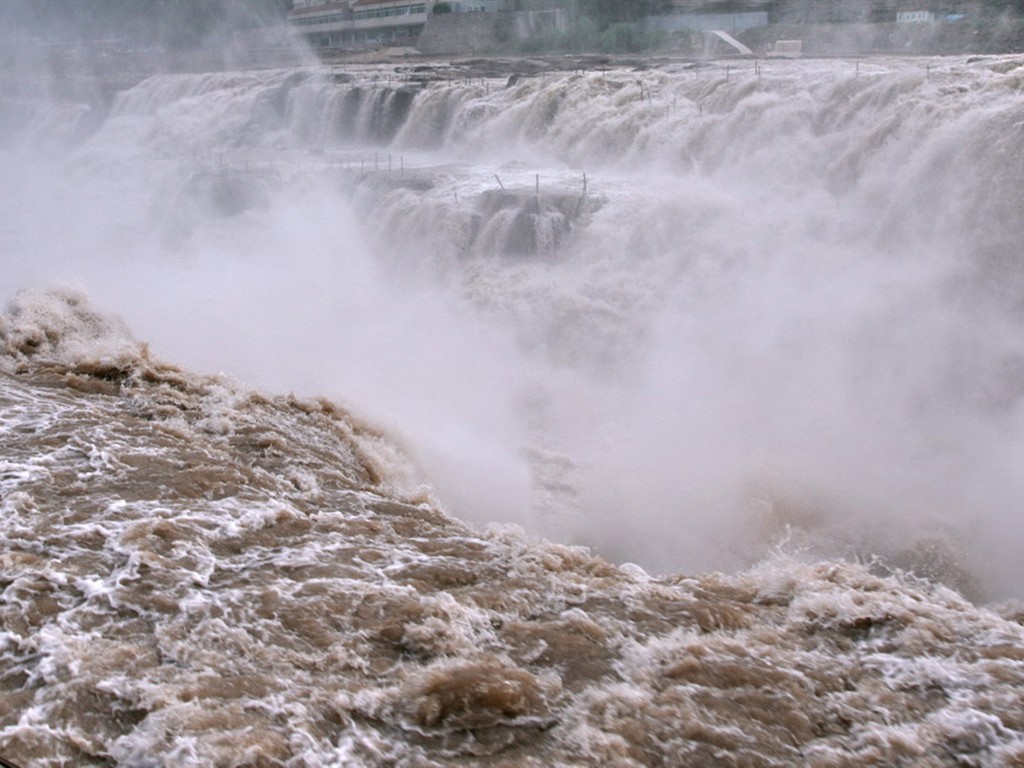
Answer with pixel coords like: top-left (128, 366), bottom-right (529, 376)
top-left (6, 57), bottom-right (1024, 594)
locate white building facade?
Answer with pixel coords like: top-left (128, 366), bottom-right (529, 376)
top-left (290, 0), bottom-right (513, 48)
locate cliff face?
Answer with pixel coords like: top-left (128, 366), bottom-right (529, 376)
top-left (417, 11), bottom-right (511, 55)
top-left (768, 0), bottom-right (1000, 24)
top-left (741, 18), bottom-right (1024, 56)
top-left (413, 5), bottom-right (1024, 57)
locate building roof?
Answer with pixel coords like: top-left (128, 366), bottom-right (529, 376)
top-left (290, 2), bottom-right (350, 16)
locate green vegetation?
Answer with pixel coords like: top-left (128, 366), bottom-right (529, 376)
top-left (515, 18), bottom-right (668, 55)
top-left (509, 0), bottom-right (673, 53)
top-left (511, 2), bottom-right (675, 56)
top-left (574, 0), bottom-right (672, 31)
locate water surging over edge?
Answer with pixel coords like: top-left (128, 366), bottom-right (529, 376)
top-left (0, 288), bottom-right (1023, 767)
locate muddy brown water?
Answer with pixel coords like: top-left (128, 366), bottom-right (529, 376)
top-left (0, 292), bottom-right (1022, 766)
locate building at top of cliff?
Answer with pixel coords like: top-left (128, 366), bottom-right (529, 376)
top-left (289, 0), bottom-right (515, 49)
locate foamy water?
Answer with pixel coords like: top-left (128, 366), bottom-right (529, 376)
top-left (1, 54), bottom-right (1024, 765)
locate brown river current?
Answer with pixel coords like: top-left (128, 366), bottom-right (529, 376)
top-left (1, 291), bottom-right (1023, 766)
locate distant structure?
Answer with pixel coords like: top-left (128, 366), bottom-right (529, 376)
top-left (289, 0), bottom-right (514, 49)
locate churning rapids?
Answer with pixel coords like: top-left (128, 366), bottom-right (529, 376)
top-left (1, 54), bottom-right (1024, 766)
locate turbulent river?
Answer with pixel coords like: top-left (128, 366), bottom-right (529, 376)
top-left (1, 53), bottom-right (1024, 766)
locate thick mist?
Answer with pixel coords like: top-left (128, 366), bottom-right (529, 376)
top-left (3, 51), bottom-right (1024, 599)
